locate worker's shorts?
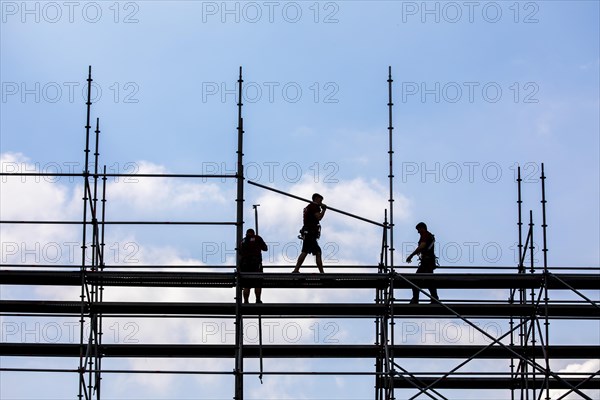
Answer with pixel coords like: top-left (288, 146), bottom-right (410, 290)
top-left (301, 232), bottom-right (321, 255)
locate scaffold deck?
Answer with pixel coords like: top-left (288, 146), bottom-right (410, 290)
top-left (1, 300), bottom-right (599, 318)
top-left (2, 343), bottom-right (599, 359)
top-left (2, 270), bottom-right (599, 289)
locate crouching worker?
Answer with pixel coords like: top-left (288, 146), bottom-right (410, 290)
top-left (238, 228), bottom-right (268, 303)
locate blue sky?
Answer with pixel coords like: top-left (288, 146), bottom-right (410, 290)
top-left (1, 1), bottom-right (599, 399)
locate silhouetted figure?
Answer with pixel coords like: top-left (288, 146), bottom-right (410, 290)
top-left (239, 228), bottom-right (268, 303)
top-left (293, 193), bottom-right (326, 273)
top-left (406, 222), bottom-right (439, 304)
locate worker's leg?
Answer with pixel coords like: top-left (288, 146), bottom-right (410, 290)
top-left (429, 287), bottom-right (439, 301)
top-left (293, 252), bottom-right (308, 272)
top-left (316, 252), bottom-right (324, 273)
top-left (411, 287), bottom-right (420, 303)
top-left (255, 287), bottom-right (262, 303)
top-left (422, 260), bottom-right (438, 302)
top-left (411, 264), bottom-right (427, 303)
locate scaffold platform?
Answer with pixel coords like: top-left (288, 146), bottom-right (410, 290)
top-left (2, 66), bottom-right (599, 400)
top-left (1, 299), bottom-right (599, 318)
top-left (2, 270), bottom-right (599, 289)
top-left (2, 343), bottom-right (599, 359)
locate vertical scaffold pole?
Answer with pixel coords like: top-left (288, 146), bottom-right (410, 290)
top-left (510, 166), bottom-right (522, 400)
top-left (96, 164), bottom-right (107, 400)
top-left (234, 66), bottom-right (245, 400)
top-left (517, 166), bottom-right (524, 273)
top-left (387, 66), bottom-right (395, 271)
top-left (519, 167), bottom-right (528, 400)
top-left (91, 118), bottom-right (101, 274)
top-left (375, 210), bottom-right (388, 400)
top-left (540, 164), bottom-right (548, 271)
top-left (79, 65), bottom-right (93, 400)
top-left (540, 163), bottom-right (550, 400)
top-left (89, 117), bottom-right (101, 400)
top-left (386, 66), bottom-right (396, 400)
top-left (528, 210), bottom-right (536, 400)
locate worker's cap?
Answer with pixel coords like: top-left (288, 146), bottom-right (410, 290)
top-left (312, 193), bottom-right (324, 201)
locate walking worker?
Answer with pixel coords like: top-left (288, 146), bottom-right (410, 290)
top-left (406, 222), bottom-right (439, 304)
top-left (293, 193), bottom-right (326, 273)
top-left (238, 228), bottom-right (268, 303)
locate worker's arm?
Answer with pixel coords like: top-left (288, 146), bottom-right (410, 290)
top-left (406, 241), bottom-right (426, 263)
top-left (315, 204), bottom-right (327, 221)
top-left (259, 236), bottom-right (268, 251)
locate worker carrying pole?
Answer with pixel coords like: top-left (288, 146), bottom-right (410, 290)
top-left (248, 181), bottom-right (387, 228)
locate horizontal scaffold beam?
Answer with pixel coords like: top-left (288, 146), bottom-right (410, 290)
top-left (378, 376), bottom-right (600, 390)
top-left (1, 271), bottom-right (599, 290)
top-left (2, 343), bottom-right (598, 359)
top-left (1, 300), bottom-right (599, 318)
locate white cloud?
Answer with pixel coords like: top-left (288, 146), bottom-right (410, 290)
top-left (550, 359), bottom-right (600, 400)
top-left (1, 152), bottom-right (81, 221)
top-left (1, 153), bottom-right (233, 268)
top-left (1, 152), bottom-right (83, 267)
top-left (256, 174), bottom-right (411, 270)
top-left (106, 160), bottom-right (229, 215)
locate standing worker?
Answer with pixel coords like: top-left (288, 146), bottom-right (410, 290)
top-left (293, 193), bottom-right (326, 273)
top-left (239, 228), bottom-right (268, 303)
top-left (406, 222), bottom-right (439, 304)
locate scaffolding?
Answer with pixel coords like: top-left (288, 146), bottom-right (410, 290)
top-left (1, 66), bottom-right (599, 400)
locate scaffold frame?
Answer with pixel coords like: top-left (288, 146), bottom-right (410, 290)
top-left (1, 66), bottom-right (599, 400)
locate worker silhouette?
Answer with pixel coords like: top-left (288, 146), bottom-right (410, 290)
top-left (238, 228), bottom-right (268, 303)
top-left (293, 193), bottom-right (326, 273)
top-left (406, 222), bottom-right (439, 304)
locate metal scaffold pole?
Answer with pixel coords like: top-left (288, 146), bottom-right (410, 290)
top-left (540, 163), bottom-right (551, 400)
top-left (234, 66), bottom-right (245, 400)
top-left (509, 165), bottom-right (523, 400)
top-left (96, 164), bottom-right (108, 400)
top-left (387, 66), bottom-right (395, 272)
top-left (528, 210), bottom-right (536, 400)
top-left (375, 210), bottom-right (388, 400)
top-left (78, 65), bottom-right (93, 400)
top-left (386, 66), bottom-right (396, 400)
top-left (91, 117), bottom-right (103, 400)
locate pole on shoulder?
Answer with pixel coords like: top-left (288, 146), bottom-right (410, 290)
top-left (247, 180), bottom-right (387, 228)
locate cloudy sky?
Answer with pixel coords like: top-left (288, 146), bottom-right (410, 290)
top-left (1, 1), bottom-right (599, 399)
